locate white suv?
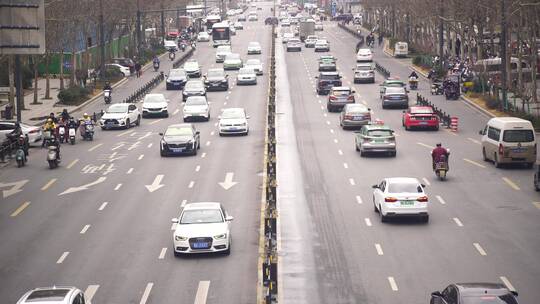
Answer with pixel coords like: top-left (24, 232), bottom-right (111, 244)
top-left (372, 177), bottom-right (429, 223)
top-left (100, 103), bottom-right (141, 130)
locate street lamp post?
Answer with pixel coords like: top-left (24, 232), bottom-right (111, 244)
top-left (99, 0), bottom-right (105, 80)
top-left (136, 0), bottom-right (141, 58)
top-left (500, 0), bottom-right (508, 111)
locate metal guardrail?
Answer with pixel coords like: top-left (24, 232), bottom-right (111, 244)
top-left (262, 24), bottom-right (278, 304)
top-left (0, 140), bottom-right (17, 163)
top-left (374, 62), bottom-right (391, 78)
top-left (416, 93), bottom-right (452, 128)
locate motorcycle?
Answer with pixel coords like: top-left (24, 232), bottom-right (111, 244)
top-left (104, 89), bottom-right (112, 104)
top-left (153, 61), bottom-right (160, 72)
top-left (431, 82), bottom-right (443, 95)
top-left (45, 137), bottom-right (60, 169)
top-left (58, 124), bottom-right (67, 143)
top-left (68, 126), bottom-right (77, 145)
top-left (169, 51), bottom-right (176, 61)
top-left (434, 151), bottom-right (450, 181)
top-left (81, 122), bottom-right (94, 141)
top-left (409, 77), bottom-right (418, 90)
top-left (180, 43), bottom-right (186, 52)
top-left (15, 135), bottom-right (27, 168)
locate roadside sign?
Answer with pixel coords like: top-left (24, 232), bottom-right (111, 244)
top-left (0, 0), bottom-right (46, 55)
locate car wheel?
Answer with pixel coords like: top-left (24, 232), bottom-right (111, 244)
top-left (373, 198), bottom-right (378, 212)
top-left (360, 150), bottom-right (365, 157)
top-left (535, 175), bottom-right (540, 191)
top-left (173, 250), bottom-right (181, 257)
top-left (434, 125), bottom-right (439, 131)
top-left (136, 116), bottom-right (141, 126)
top-left (193, 146), bottom-right (198, 156)
top-left (160, 149), bottom-right (166, 157)
top-left (382, 104), bottom-right (387, 109)
top-left (125, 119), bottom-right (130, 129)
top-left (355, 140), bottom-right (360, 151)
top-left (482, 148), bottom-right (489, 162)
top-left (421, 215), bottom-right (429, 223)
top-left (494, 153), bottom-right (501, 168)
top-left (380, 206), bottom-right (387, 222)
top-left (219, 132), bottom-right (223, 137)
top-left (405, 124), bottom-right (410, 131)
top-left (391, 151), bottom-right (397, 157)
top-left (223, 241), bottom-right (231, 255)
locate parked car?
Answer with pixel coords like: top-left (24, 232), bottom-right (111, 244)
top-left (355, 123), bottom-right (396, 157)
top-left (402, 106), bottom-right (439, 130)
top-left (166, 68), bottom-right (188, 90)
top-left (99, 103), bottom-right (141, 130)
top-left (248, 14), bottom-right (258, 21)
top-left (238, 14), bottom-right (246, 21)
top-left (314, 22), bottom-right (323, 31)
top-left (204, 68), bottom-right (229, 91)
top-left (142, 93), bottom-right (169, 118)
top-left (353, 63), bottom-right (375, 83)
top-left (159, 123), bottom-right (200, 156)
top-left (182, 80), bottom-right (207, 101)
top-left (339, 104), bottom-right (371, 129)
top-left (234, 21), bottom-right (244, 29)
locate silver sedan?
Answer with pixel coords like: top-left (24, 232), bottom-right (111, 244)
top-left (339, 104), bottom-right (371, 129)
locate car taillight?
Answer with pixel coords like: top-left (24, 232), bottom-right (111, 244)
top-left (410, 116), bottom-right (416, 121)
top-left (28, 129), bottom-right (39, 134)
top-left (344, 115), bottom-right (353, 120)
top-left (499, 143), bottom-right (504, 156)
top-left (431, 116), bottom-right (438, 120)
top-left (329, 95), bottom-right (337, 100)
top-left (347, 95), bottom-right (354, 101)
top-left (385, 197), bottom-right (398, 203)
top-left (417, 196), bottom-right (428, 202)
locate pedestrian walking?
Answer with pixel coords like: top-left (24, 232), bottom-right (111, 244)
top-left (135, 61), bottom-right (142, 78)
top-left (378, 34), bottom-right (383, 47)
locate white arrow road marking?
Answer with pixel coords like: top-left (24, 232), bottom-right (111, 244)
top-left (98, 202), bottom-right (108, 211)
top-left (219, 172), bottom-right (238, 190)
top-left (59, 177), bottom-right (107, 196)
top-left (84, 285), bottom-right (99, 302)
top-left (145, 175), bottom-right (165, 193)
top-left (173, 109), bottom-right (179, 115)
top-left (194, 281), bottom-right (210, 304)
top-left (1, 179), bottom-right (29, 198)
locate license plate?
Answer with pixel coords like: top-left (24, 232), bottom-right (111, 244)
top-left (353, 117), bottom-right (363, 121)
top-left (192, 242), bottom-right (208, 249)
top-left (512, 148), bottom-right (525, 153)
top-left (374, 139), bottom-right (386, 143)
top-left (230, 127), bottom-right (238, 130)
top-left (172, 148), bottom-right (184, 153)
top-left (106, 122), bottom-right (114, 126)
top-left (400, 200), bottom-right (414, 206)
top-left (419, 122), bottom-right (428, 125)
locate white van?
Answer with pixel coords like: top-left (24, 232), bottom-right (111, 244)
top-left (394, 42), bottom-right (408, 58)
top-left (479, 117), bottom-right (536, 168)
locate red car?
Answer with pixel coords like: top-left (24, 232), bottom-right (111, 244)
top-left (402, 106), bottom-right (439, 130)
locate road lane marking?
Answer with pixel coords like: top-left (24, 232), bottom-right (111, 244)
top-left (323, 113), bottom-right (327, 117)
top-left (84, 285), bottom-right (99, 301)
top-left (98, 202), bottom-right (108, 211)
top-left (56, 251), bottom-right (69, 264)
top-left (416, 142), bottom-right (433, 149)
top-left (181, 199), bottom-right (187, 207)
top-left (194, 281), bottom-right (210, 304)
top-left (138, 154), bottom-right (144, 160)
top-left (467, 137), bottom-right (481, 144)
top-left (201, 152), bottom-right (206, 158)
top-left (210, 131), bottom-right (215, 136)
top-left (80, 225), bottom-right (91, 234)
top-left (189, 181), bottom-right (195, 188)
top-left (453, 217), bottom-right (463, 227)
top-left (195, 165), bottom-right (201, 172)
top-left (473, 243), bottom-right (487, 256)
top-left (320, 105), bottom-right (324, 110)
top-left (158, 248), bottom-right (167, 259)
top-left (338, 149), bottom-right (343, 155)
top-left (224, 102), bottom-right (227, 105)
top-left (375, 243), bottom-right (384, 255)
top-left (41, 178), bottom-right (57, 191)
top-left (326, 120), bottom-right (330, 125)
top-left (388, 277), bottom-right (398, 291)
top-left (114, 183), bottom-right (122, 191)
top-left (127, 168), bottom-right (134, 174)
top-left (318, 100), bottom-right (321, 104)
top-left (10, 201), bottom-right (30, 217)
top-left (147, 143), bottom-right (153, 148)
top-left (463, 158), bottom-right (486, 168)
top-left (333, 139), bottom-right (338, 143)
top-left (499, 276), bottom-right (516, 292)
top-left (343, 162), bottom-right (348, 169)
top-left (139, 282), bottom-right (154, 304)
top-left (214, 122), bottom-right (218, 127)
top-left (435, 195), bottom-right (446, 204)
top-left (206, 141), bottom-right (211, 146)
top-left (356, 196), bottom-right (363, 204)
top-left (364, 218), bottom-right (372, 226)
top-left (88, 143), bottom-right (103, 152)
top-left (422, 177), bottom-right (431, 186)
top-left (67, 159), bottom-right (79, 169)
top-left (226, 96), bottom-right (229, 100)
top-left (173, 109), bottom-right (179, 115)
top-left (533, 202), bottom-right (540, 209)
top-left (502, 177), bottom-right (520, 190)
top-left (349, 178), bottom-right (355, 185)
top-left (117, 130), bottom-right (134, 137)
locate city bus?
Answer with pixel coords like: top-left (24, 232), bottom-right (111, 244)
top-left (206, 15), bottom-right (221, 29)
top-left (212, 22), bottom-right (231, 47)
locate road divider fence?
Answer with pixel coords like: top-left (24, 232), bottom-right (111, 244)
top-left (375, 62), bottom-right (391, 78)
top-left (261, 25), bottom-right (278, 304)
top-left (416, 93), bottom-right (454, 129)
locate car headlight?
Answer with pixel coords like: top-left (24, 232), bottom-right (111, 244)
top-left (166, 79), bottom-right (172, 83)
top-left (175, 235), bottom-right (188, 241)
top-left (214, 233), bottom-right (227, 239)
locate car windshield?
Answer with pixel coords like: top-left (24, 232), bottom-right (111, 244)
top-left (180, 209), bottom-right (223, 224)
top-left (226, 54), bottom-right (240, 60)
top-left (207, 69), bottom-right (224, 77)
top-left (411, 108), bottom-right (434, 114)
top-left (358, 50), bottom-right (371, 55)
top-left (461, 295), bottom-right (518, 304)
top-left (386, 81), bottom-right (405, 87)
top-left (333, 89), bottom-right (350, 95)
top-left (356, 65), bottom-right (372, 70)
top-left (347, 105), bottom-right (368, 113)
top-left (388, 182), bottom-right (422, 193)
top-left (217, 46), bottom-right (231, 53)
top-left (107, 104), bottom-right (129, 113)
top-left (386, 87), bottom-right (406, 94)
top-left (165, 126), bottom-right (193, 136)
top-left (367, 129), bottom-right (393, 137)
top-left (169, 69), bottom-right (186, 77)
top-left (185, 81), bottom-right (203, 90)
top-left (249, 42), bottom-right (259, 47)
top-left (246, 59), bottom-right (260, 65)
top-left (239, 68), bottom-right (255, 75)
top-left (307, 36), bottom-right (317, 40)
top-left (503, 129), bottom-right (534, 142)
top-left (144, 95), bottom-right (165, 103)
top-left (316, 40), bottom-right (327, 44)
top-left (186, 98), bottom-right (207, 106)
top-left (320, 74), bottom-right (339, 80)
top-left (284, 33), bottom-right (294, 38)
top-left (184, 62), bottom-right (198, 68)
top-left (289, 39), bottom-right (300, 43)
top-left (222, 110), bottom-right (245, 119)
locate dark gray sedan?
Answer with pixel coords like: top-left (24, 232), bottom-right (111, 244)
top-left (159, 123), bottom-right (201, 156)
top-left (381, 87), bottom-right (409, 109)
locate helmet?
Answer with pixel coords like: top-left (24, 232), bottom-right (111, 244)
top-left (436, 143), bottom-right (442, 147)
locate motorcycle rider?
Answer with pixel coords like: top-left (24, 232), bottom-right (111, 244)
top-left (409, 71), bottom-right (419, 79)
top-left (42, 118), bottom-right (56, 147)
top-left (152, 55), bottom-right (160, 69)
top-left (6, 122), bottom-right (28, 156)
top-left (60, 108), bottom-right (70, 122)
top-left (79, 113), bottom-right (94, 138)
top-left (431, 143), bottom-right (449, 170)
top-left (103, 81), bottom-right (112, 92)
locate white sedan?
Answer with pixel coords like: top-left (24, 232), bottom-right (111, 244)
top-left (356, 48), bottom-right (373, 62)
top-left (247, 41), bottom-right (262, 54)
top-left (183, 96), bottom-right (210, 121)
top-left (105, 63), bottom-right (131, 77)
top-left (218, 108), bottom-right (249, 136)
top-left (314, 39), bottom-right (330, 52)
top-left (142, 93), bottom-right (169, 118)
top-left (0, 120), bottom-right (42, 145)
top-left (372, 177), bottom-right (429, 223)
top-left (245, 59), bottom-right (263, 75)
top-left (236, 67), bottom-right (257, 85)
top-left (282, 32), bottom-right (294, 43)
top-left (172, 202), bottom-right (233, 255)
top-left (197, 31), bottom-right (210, 42)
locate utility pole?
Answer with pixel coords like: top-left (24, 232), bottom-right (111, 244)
top-left (15, 55), bottom-right (22, 122)
top-left (136, 0), bottom-right (141, 58)
top-left (438, 0), bottom-right (444, 71)
top-left (99, 0), bottom-right (105, 79)
top-left (161, 4), bottom-right (165, 45)
top-left (500, 0), bottom-right (508, 110)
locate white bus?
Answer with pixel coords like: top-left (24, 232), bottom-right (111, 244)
top-left (212, 22), bottom-right (231, 47)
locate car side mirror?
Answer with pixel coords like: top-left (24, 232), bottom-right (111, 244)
top-left (196, 131), bottom-right (200, 135)
top-left (478, 130), bottom-right (484, 135)
top-left (159, 132), bottom-right (164, 136)
top-left (315, 76), bottom-right (319, 78)
top-left (171, 218), bottom-right (179, 223)
top-left (246, 115), bottom-right (251, 119)
top-left (372, 185), bottom-right (379, 189)
top-left (421, 183), bottom-right (426, 188)
top-left (226, 215), bottom-right (234, 221)
top-left (226, 75), bottom-right (229, 78)
top-left (431, 291), bottom-right (443, 298)
top-left (351, 90), bottom-right (356, 93)
top-left (402, 110), bottom-right (406, 113)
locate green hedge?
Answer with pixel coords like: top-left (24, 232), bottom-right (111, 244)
top-left (57, 86), bottom-right (90, 105)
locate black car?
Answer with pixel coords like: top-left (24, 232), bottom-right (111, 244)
top-left (159, 123), bottom-right (200, 156)
top-left (316, 72), bottom-right (342, 95)
top-left (204, 68), bottom-right (229, 91)
top-left (431, 283), bottom-right (519, 304)
top-left (166, 68), bottom-right (188, 90)
top-left (182, 80), bottom-right (207, 101)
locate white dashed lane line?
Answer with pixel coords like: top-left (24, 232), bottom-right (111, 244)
top-left (364, 218), bottom-right (372, 226)
top-left (333, 139), bottom-right (338, 143)
top-left (388, 277), bottom-right (398, 291)
top-left (127, 168), bottom-right (134, 174)
top-left (343, 162), bottom-right (348, 169)
top-left (356, 196), bottom-right (363, 204)
top-left (84, 285), bottom-right (99, 302)
top-left (114, 184), bottom-right (122, 191)
top-left (158, 248), bottom-right (167, 259)
top-left (56, 251), bottom-right (69, 264)
top-left (338, 149), bottom-right (343, 155)
top-left (375, 243), bottom-right (384, 255)
top-left (195, 165), bottom-right (201, 172)
top-left (499, 276), bottom-right (516, 292)
top-left (181, 199), bottom-right (187, 207)
top-left (41, 178), bottom-right (57, 191)
top-left (453, 217), bottom-right (464, 227)
top-left (98, 202), bottom-right (108, 211)
top-left (463, 158), bottom-right (486, 168)
top-left (194, 281), bottom-right (211, 304)
top-left (435, 195), bottom-right (446, 205)
top-left (147, 143), bottom-right (153, 148)
top-left (422, 177), bottom-right (431, 186)
top-left (473, 243), bottom-right (487, 256)
top-left (188, 181), bottom-right (195, 188)
top-left (201, 152), bottom-right (207, 158)
top-left (349, 178), bottom-right (355, 185)
top-left (139, 282), bottom-right (154, 304)
top-left (80, 225), bottom-right (91, 234)
top-left (138, 154), bottom-right (144, 160)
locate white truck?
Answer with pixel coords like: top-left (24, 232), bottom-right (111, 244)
top-left (298, 20), bottom-right (315, 42)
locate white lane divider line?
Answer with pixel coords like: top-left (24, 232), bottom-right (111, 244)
top-left (206, 141), bottom-right (211, 146)
top-left (138, 154), bottom-right (144, 160)
top-left (56, 251), bottom-right (69, 264)
top-left (463, 158), bottom-right (486, 168)
top-left (502, 177), bottom-right (520, 191)
top-left (375, 243), bottom-right (384, 255)
top-left (173, 109), bottom-right (179, 115)
top-left (499, 276), bottom-right (516, 292)
top-left (422, 177), bottom-right (431, 186)
top-left (139, 282), bottom-right (154, 304)
top-left (349, 178), bottom-right (355, 185)
top-left (41, 178), bottom-right (57, 191)
top-left (320, 105), bottom-right (324, 110)
top-left (467, 137), bottom-right (481, 145)
top-left (114, 183), bottom-right (122, 191)
top-left (117, 130), bottom-right (134, 137)
top-left (364, 218), bottom-right (372, 226)
top-left (338, 149), bottom-right (343, 155)
top-left (84, 285), bottom-right (100, 302)
top-left (323, 113), bottom-right (328, 117)
top-left (226, 96), bottom-right (230, 100)
top-left (98, 202), bottom-right (108, 211)
top-left (158, 248), bottom-right (167, 259)
top-left (416, 142), bottom-right (433, 149)
top-left (436, 195), bottom-right (446, 205)
top-left (224, 101), bottom-right (227, 105)
top-left (147, 143), bottom-right (153, 148)
top-left (67, 159), bottom-right (79, 169)
top-left (88, 143), bottom-right (103, 152)
top-left (388, 277), bottom-right (398, 291)
top-left (343, 162), bottom-right (348, 169)
top-left (10, 201), bottom-right (30, 217)
top-left (80, 225), bottom-right (91, 234)
top-left (356, 196), bottom-right (363, 204)
top-left (127, 168), bottom-right (134, 174)
top-left (150, 119), bottom-right (164, 125)
top-left (326, 120), bottom-right (330, 125)
top-left (201, 152), bottom-right (206, 158)
top-left (188, 181), bottom-right (195, 188)
top-left (210, 131), bottom-right (215, 136)
top-left (195, 165), bottom-right (201, 172)
top-left (453, 217), bottom-right (464, 227)
top-left (473, 243), bottom-right (487, 256)
top-left (194, 281), bottom-right (211, 304)
top-left (214, 122), bottom-right (218, 127)
top-left (333, 139), bottom-right (338, 143)
top-left (181, 199), bottom-right (187, 207)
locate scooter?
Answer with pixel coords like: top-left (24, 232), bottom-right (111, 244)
top-left (104, 89), bottom-right (112, 104)
top-left (409, 77), bottom-right (418, 90)
top-left (15, 135), bottom-right (27, 168)
top-left (81, 122), bottom-right (94, 141)
top-left (45, 138), bottom-right (60, 169)
top-left (169, 51), bottom-right (176, 61)
top-left (431, 82), bottom-right (443, 95)
top-left (434, 151), bottom-right (450, 181)
top-left (58, 124), bottom-right (67, 143)
top-left (153, 61), bottom-right (160, 72)
top-left (68, 126), bottom-right (77, 145)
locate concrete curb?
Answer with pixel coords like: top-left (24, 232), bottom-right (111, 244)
top-left (460, 94), bottom-right (496, 118)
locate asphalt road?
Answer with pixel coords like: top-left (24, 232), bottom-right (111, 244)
top-left (277, 21), bottom-right (540, 304)
top-left (0, 6), bottom-right (272, 304)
